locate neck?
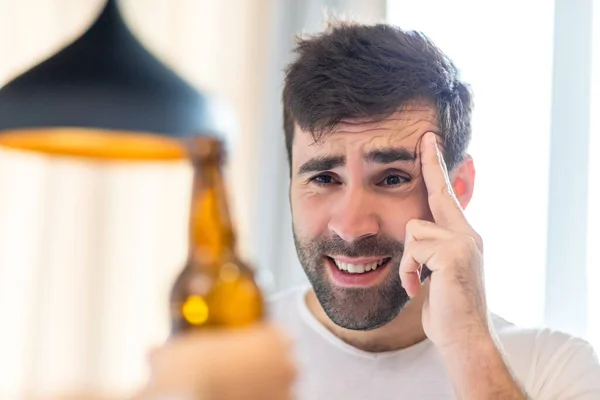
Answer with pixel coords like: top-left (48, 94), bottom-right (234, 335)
top-left (306, 285), bottom-right (429, 352)
top-left (188, 161), bottom-right (235, 264)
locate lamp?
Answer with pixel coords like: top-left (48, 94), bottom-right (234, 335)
top-left (0, 0), bottom-right (230, 160)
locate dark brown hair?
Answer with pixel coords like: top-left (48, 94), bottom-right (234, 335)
top-left (282, 21), bottom-right (473, 171)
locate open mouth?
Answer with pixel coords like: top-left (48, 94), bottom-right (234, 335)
top-left (326, 256), bottom-right (392, 274)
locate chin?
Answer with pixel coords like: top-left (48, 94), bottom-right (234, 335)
top-left (310, 274), bottom-right (411, 331)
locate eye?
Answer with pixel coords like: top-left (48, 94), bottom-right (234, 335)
top-left (310, 174), bottom-right (339, 186)
top-left (379, 174), bottom-right (409, 187)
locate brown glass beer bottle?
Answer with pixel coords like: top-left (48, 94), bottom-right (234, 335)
top-left (170, 137), bottom-right (264, 334)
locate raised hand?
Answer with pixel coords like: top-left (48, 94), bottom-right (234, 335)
top-left (399, 132), bottom-right (526, 399)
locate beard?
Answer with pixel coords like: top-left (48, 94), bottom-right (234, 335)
top-left (293, 228), bottom-right (413, 331)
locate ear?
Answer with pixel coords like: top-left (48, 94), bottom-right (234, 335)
top-left (449, 155), bottom-right (475, 210)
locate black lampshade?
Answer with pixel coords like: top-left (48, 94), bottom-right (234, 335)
top-left (0, 0), bottom-right (229, 140)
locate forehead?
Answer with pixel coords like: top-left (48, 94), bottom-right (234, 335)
top-left (292, 105), bottom-right (439, 161)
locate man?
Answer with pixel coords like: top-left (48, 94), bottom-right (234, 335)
top-left (269, 21), bottom-right (600, 399)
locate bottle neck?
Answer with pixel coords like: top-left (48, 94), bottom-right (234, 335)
top-left (188, 159), bottom-right (235, 266)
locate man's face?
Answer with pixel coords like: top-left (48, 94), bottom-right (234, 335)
top-left (290, 105), bottom-right (439, 331)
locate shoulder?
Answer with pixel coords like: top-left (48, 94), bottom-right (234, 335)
top-left (492, 314), bottom-right (596, 360)
top-left (492, 315), bottom-right (600, 399)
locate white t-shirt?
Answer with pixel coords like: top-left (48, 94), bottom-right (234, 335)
top-left (269, 286), bottom-right (600, 400)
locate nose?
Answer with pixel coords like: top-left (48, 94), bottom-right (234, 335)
top-left (328, 185), bottom-right (380, 243)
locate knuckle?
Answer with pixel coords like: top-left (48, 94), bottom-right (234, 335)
top-left (440, 184), bottom-right (452, 197)
top-left (430, 184), bottom-right (453, 200)
top-left (472, 233), bottom-right (484, 250)
top-left (453, 233), bottom-right (482, 259)
top-left (454, 235), bottom-right (474, 254)
top-left (406, 218), bottom-right (419, 231)
top-left (406, 218), bottom-right (432, 231)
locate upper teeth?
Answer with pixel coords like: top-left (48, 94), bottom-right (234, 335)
top-left (333, 259), bottom-right (386, 274)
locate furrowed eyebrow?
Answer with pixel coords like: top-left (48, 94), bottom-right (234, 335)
top-left (297, 155), bottom-right (345, 175)
top-left (363, 147), bottom-right (417, 164)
